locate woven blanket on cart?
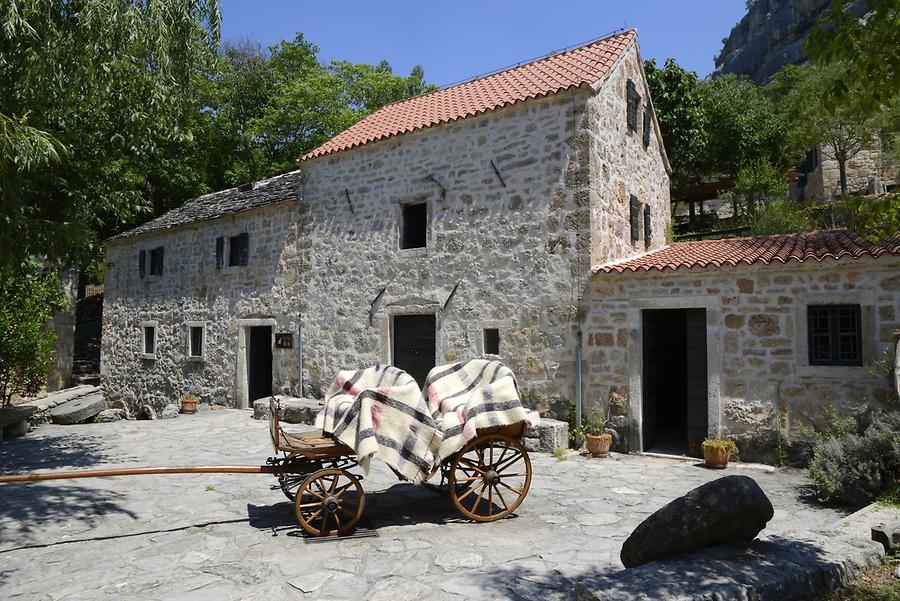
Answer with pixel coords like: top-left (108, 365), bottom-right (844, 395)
top-left (315, 364), bottom-right (442, 483)
top-left (424, 359), bottom-right (539, 463)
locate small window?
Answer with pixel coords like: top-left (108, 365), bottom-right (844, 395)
top-left (148, 246), bottom-right (164, 275)
top-left (483, 328), bottom-right (500, 355)
top-left (139, 249), bottom-right (146, 278)
top-left (189, 325), bottom-right (204, 358)
top-left (401, 202), bottom-right (427, 249)
top-left (807, 305), bottom-right (862, 366)
top-left (629, 195), bottom-right (641, 243)
top-left (643, 205), bottom-right (652, 249)
top-left (626, 79), bottom-right (639, 132)
top-left (642, 103), bottom-right (652, 148)
top-left (215, 236), bottom-right (224, 269)
top-left (228, 233), bottom-right (249, 267)
top-left (142, 325), bottom-right (157, 358)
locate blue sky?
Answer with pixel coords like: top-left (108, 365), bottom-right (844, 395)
top-left (220, 1), bottom-right (747, 85)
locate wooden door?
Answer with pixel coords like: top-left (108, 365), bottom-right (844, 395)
top-left (392, 315), bottom-right (436, 388)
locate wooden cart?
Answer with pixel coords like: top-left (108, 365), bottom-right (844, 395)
top-left (0, 398), bottom-right (534, 538)
top-left (268, 399), bottom-right (534, 536)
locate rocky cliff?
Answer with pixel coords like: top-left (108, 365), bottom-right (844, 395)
top-left (714, 0), bottom-right (869, 84)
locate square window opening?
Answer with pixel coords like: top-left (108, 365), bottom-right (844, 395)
top-left (401, 202), bottom-right (427, 249)
top-left (143, 326), bottom-right (156, 356)
top-left (807, 304), bottom-right (862, 366)
top-left (228, 232), bottom-right (249, 267)
top-left (189, 326), bottom-right (204, 358)
top-left (148, 247), bottom-right (164, 275)
top-left (483, 328), bottom-right (500, 355)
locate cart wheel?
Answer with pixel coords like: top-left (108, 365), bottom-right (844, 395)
top-left (449, 434), bottom-right (532, 522)
top-left (294, 469), bottom-right (365, 536)
top-left (278, 473), bottom-right (306, 502)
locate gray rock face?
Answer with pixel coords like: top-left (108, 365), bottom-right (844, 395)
top-left (97, 408), bottom-right (126, 422)
top-left (49, 394), bottom-right (107, 425)
top-left (160, 404), bottom-right (180, 419)
top-left (620, 475), bottom-right (774, 568)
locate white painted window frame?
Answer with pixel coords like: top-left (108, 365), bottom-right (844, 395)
top-left (186, 320), bottom-right (207, 362)
top-left (140, 320), bottom-right (159, 360)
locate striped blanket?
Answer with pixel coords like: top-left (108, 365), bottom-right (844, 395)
top-left (315, 359), bottom-right (537, 482)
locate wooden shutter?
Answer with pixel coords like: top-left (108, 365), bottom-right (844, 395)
top-left (154, 246), bottom-right (164, 275)
top-left (644, 205), bottom-right (652, 248)
top-left (642, 103), bottom-right (651, 147)
top-left (215, 237), bottom-right (224, 269)
top-left (237, 232), bottom-right (249, 266)
top-left (629, 195), bottom-right (641, 243)
top-left (626, 79), bottom-right (637, 131)
top-left (139, 250), bottom-right (146, 278)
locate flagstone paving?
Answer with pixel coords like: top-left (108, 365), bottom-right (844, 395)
top-left (0, 409), bottom-right (852, 600)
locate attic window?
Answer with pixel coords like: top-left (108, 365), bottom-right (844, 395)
top-left (483, 328), bottom-right (500, 355)
top-left (401, 202), bottom-right (427, 249)
top-left (629, 195), bottom-right (641, 243)
top-left (227, 233), bottom-right (249, 266)
top-left (148, 247), bottom-right (164, 276)
top-left (626, 79), bottom-right (639, 132)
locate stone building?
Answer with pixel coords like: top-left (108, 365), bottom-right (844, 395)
top-left (586, 230), bottom-right (900, 462)
top-left (101, 29), bottom-right (672, 416)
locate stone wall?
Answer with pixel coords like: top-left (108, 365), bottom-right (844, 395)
top-left (101, 40), bottom-right (670, 418)
top-left (804, 144), bottom-right (884, 203)
top-left (585, 256), bottom-right (900, 463)
top-left (101, 201), bottom-right (303, 413)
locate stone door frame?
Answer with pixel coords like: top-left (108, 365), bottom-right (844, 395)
top-left (236, 317), bottom-right (277, 409)
top-left (625, 295), bottom-right (722, 452)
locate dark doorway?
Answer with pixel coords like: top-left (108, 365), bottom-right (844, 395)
top-left (247, 326), bottom-right (273, 402)
top-left (641, 308), bottom-right (708, 456)
top-left (392, 314), bottom-right (436, 388)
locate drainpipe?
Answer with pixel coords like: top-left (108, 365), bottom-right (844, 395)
top-left (575, 329), bottom-right (583, 428)
top-left (298, 323), bottom-right (304, 398)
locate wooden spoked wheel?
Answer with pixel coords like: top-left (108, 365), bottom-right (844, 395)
top-left (294, 469), bottom-right (365, 536)
top-left (449, 434), bottom-right (532, 522)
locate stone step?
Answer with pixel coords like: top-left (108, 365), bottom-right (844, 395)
top-left (25, 384), bottom-right (100, 411)
top-left (49, 393), bottom-right (107, 425)
top-left (523, 418), bottom-right (568, 453)
top-left (252, 396), bottom-right (324, 425)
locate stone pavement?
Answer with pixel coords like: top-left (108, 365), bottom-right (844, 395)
top-left (0, 409), bottom-right (857, 600)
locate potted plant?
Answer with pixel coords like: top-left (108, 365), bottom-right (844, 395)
top-left (573, 406), bottom-right (613, 458)
top-left (179, 395), bottom-right (199, 415)
top-left (701, 438), bottom-right (737, 469)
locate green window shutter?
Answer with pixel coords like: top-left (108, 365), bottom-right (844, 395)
top-left (630, 195), bottom-right (641, 243)
top-left (644, 205), bottom-right (652, 248)
top-left (626, 79), bottom-right (637, 131)
top-left (139, 250), bottom-right (146, 278)
top-left (215, 237), bottom-right (224, 269)
top-left (237, 232), bottom-right (249, 266)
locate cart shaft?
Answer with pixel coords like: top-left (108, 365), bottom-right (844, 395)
top-left (0, 465), bottom-right (279, 483)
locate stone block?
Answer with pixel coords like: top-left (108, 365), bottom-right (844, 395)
top-left (160, 404), bottom-right (180, 419)
top-left (97, 408), bottom-right (126, 422)
top-left (524, 418), bottom-right (568, 453)
top-left (871, 522), bottom-right (900, 554)
top-left (748, 314), bottom-right (780, 336)
top-left (50, 394), bottom-right (107, 425)
top-left (253, 396), bottom-right (323, 425)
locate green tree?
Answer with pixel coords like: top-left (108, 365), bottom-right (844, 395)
top-left (806, 0), bottom-right (900, 109)
top-left (0, 0), bottom-right (221, 271)
top-left (0, 265), bottom-right (67, 406)
top-left (643, 58), bottom-right (708, 191)
top-left (775, 62), bottom-right (884, 199)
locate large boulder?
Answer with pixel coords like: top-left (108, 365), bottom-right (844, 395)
top-left (620, 475), bottom-right (774, 568)
top-left (49, 393), bottom-right (107, 425)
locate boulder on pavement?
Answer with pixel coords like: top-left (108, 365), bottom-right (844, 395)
top-left (49, 394), bottom-right (107, 425)
top-left (160, 404), bottom-right (180, 419)
top-left (252, 396), bottom-right (323, 425)
top-left (620, 475), bottom-right (774, 568)
top-left (97, 408), bottom-right (126, 422)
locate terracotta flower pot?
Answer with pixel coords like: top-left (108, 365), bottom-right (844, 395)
top-left (586, 432), bottom-right (613, 458)
top-left (180, 400), bottom-right (198, 414)
top-left (702, 446), bottom-right (731, 469)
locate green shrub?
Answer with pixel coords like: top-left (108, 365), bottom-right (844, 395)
top-left (749, 200), bottom-right (814, 235)
top-left (809, 411), bottom-right (900, 507)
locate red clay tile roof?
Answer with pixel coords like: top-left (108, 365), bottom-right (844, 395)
top-left (301, 30), bottom-right (636, 161)
top-left (593, 230), bottom-right (900, 274)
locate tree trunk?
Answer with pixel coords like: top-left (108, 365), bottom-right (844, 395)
top-left (838, 158), bottom-right (848, 200)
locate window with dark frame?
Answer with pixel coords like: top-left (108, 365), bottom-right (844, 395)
top-left (143, 325), bottom-right (156, 355)
top-left (189, 326), bottom-right (204, 358)
top-left (401, 202), bottom-right (427, 249)
top-left (629, 195), bottom-right (641, 243)
top-left (148, 246), bottom-right (164, 275)
top-left (807, 304), bottom-right (862, 366)
top-left (483, 328), bottom-right (500, 355)
top-left (228, 232), bottom-right (249, 266)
